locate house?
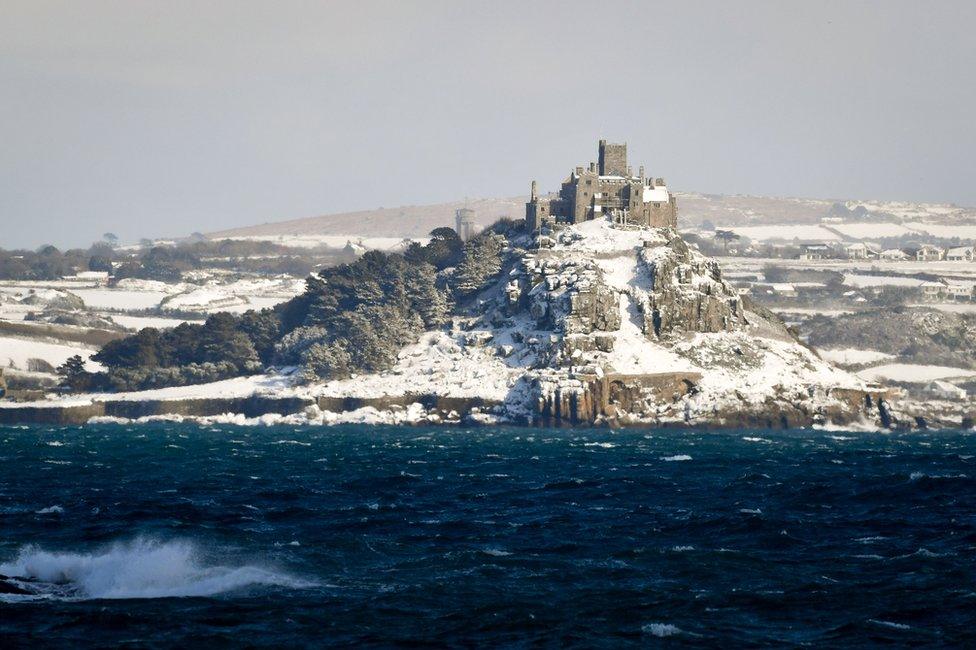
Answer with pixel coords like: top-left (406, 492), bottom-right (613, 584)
top-left (924, 380), bottom-right (967, 401)
top-left (880, 249), bottom-right (909, 262)
top-left (921, 281), bottom-right (945, 300)
top-left (916, 245), bottom-right (944, 262)
top-left (845, 242), bottom-right (880, 260)
top-left (770, 283), bottom-right (797, 298)
top-left (946, 246), bottom-right (975, 262)
top-left (798, 243), bottom-right (831, 261)
top-left (946, 284), bottom-right (972, 301)
top-left (61, 270), bottom-right (110, 286)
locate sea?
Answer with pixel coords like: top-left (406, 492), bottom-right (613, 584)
top-left (1, 423), bottom-right (975, 647)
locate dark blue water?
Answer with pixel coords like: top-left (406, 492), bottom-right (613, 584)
top-left (2, 424), bottom-right (975, 647)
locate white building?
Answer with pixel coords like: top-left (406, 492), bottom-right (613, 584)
top-left (880, 249), bottom-right (909, 262)
top-left (916, 245), bottom-right (945, 262)
top-left (946, 285), bottom-right (973, 301)
top-left (925, 380), bottom-right (967, 401)
top-left (946, 246), bottom-right (975, 262)
top-left (921, 281), bottom-right (945, 300)
top-left (845, 242), bottom-right (879, 260)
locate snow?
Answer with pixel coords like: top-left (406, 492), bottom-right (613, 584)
top-left (104, 374), bottom-right (296, 401)
top-left (0, 336), bottom-right (103, 372)
top-left (642, 186), bottom-right (670, 203)
top-left (71, 288), bottom-right (170, 310)
top-left (725, 225), bottom-right (841, 242)
top-left (110, 314), bottom-right (196, 330)
top-left (160, 278), bottom-right (303, 313)
top-left (904, 222), bottom-right (976, 240)
top-left (218, 235), bottom-right (430, 251)
top-left (909, 303), bottom-right (976, 314)
top-left (680, 332), bottom-right (859, 409)
top-left (554, 218), bottom-right (669, 253)
top-left (828, 223), bottom-right (914, 239)
top-left (310, 330), bottom-right (524, 401)
top-left (857, 364), bottom-right (976, 383)
top-left (843, 274), bottom-right (925, 288)
top-left (600, 294), bottom-right (696, 374)
top-left (818, 348), bottom-right (895, 365)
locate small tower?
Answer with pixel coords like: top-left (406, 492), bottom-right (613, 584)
top-left (455, 207), bottom-right (477, 242)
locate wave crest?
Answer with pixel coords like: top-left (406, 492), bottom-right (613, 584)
top-left (0, 537), bottom-right (313, 600)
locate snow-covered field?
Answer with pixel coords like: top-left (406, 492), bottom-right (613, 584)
top-left (0, 336), bottom-right (102, 371)
top-left (818, 348), bottom-right (895, 365)
top-left (904, 223), bottom-right (976, 240)
top-left (110, 314), bottom-right (197, 330)
top-left (716, 225), bottom-right (841, 242)
top-left (843, 274), bottom-right (925, 288)
top-left (856, 364), bottom-right (976, 383)
top-left (217, 234), bottom-right (430, 250)
top-left (827, 222), bottom-right (916, 239)
top-left (71, 288), bottom-right (172, 310)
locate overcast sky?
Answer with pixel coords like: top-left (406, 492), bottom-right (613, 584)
top-left (1, 0), bottom-right (974, 249)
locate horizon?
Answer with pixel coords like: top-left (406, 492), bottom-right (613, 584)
top-left (2, 0), bottom-right (974, 249)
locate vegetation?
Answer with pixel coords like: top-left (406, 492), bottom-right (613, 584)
top-left (59, 224), bottom-right (515, 392)
top-left (0, 238), bottom-right (350, 282)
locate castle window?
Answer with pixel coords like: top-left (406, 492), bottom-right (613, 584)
top-left (586, 180), bottom-right (592, 186)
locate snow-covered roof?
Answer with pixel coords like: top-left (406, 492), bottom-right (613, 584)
top-left (947, 246), bottom-right (973, 255)
top-left (642, 186), bottom-right (670, 203)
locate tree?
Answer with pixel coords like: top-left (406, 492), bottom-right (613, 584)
top-left (713, 230), bottom-right (740, 254)
top-left (453, 233), bottom-right (505, 297)
top-left (89, 255), bottom-right (113, 273)
top-left (762, 264), bottom-right (788, 284)
top-left (57, 355), bottom-right (92, 392)
top-left (103, 233), bottom-right (119, 248)
top-left (424, 227), bottom-right (464, 269)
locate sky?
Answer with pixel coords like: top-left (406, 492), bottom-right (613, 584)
top-left (1, 0), bottom-right (974, 249)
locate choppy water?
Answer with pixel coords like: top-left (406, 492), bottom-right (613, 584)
top-left (2, 424), bottom-right (976, 646)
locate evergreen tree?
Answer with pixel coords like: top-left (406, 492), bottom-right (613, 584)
top-left (453, 232), bottom-right (505, 297)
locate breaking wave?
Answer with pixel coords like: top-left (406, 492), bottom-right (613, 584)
top-left (0, 537), bottom-right (314, 600)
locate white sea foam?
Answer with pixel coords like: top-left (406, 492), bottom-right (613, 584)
top-left (868, 619), bottom-right (912, 631)
top-left (642, 622), bottom-right (681, 637)
top-left (0, 538), bottom-right (313, 600)
top-left (661, 455), bottom-right (692, 462)
top-left (35, 505), bottom-right (64, 514)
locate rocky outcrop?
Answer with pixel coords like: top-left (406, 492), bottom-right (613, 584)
top-left (518, 256), bottom-right (621, 334)
top-left (638, 234), bottom-right (743, 338)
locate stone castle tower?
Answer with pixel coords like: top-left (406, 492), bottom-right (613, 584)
top-left (525, 140), bottom-right (678, 232)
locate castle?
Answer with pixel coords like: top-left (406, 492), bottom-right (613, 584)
top-left (525, 140), bottom-right (677, 231)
